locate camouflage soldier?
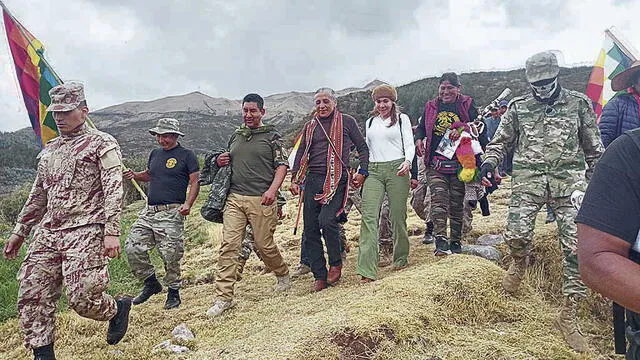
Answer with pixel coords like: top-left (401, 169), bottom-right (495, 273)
top-left (207, 93), bottom-right (290, 317)
top-left (124, 118), bottom-right (200, 310)
top-left (480, 51), bottom-right (604, 353)
top-left (2, 83), bottom-right (131, 360)
top-left (410, 154), bottom-right (434, 244)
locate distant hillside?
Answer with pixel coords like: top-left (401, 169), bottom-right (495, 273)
top-left (0, 67), bottom-right (592, 194)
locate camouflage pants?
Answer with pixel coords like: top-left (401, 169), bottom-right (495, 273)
top-left (410, 156), bottom-right (432, 224)
top-left (427, 168), bottom-right (465, 242)
top-left (125, 206), bottom-right (185, 289)
top-left (504, 190), bottom-right (586, 297)
top-left (17, 224), bottom-right (117, 349)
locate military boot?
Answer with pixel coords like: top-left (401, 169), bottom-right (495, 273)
top-left (502, 257), bottom-right (526, 293)
top-left (555, 295), bottom-right (590, 353)
top-left (107, 297), bottom-right (132, 345)
top-left (422, 220), bottom-right (435, 244)
top-left (33, 343), bottom-right (55, 360)
top-left (164, 288), bottom-right (181, 310)
top-left (132, 273), bottom-right (163, 305)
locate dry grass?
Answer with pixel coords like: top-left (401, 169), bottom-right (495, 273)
top-left (0, 181), bottom-right (618, 359)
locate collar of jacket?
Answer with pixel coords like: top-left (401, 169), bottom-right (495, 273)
top-left (234, 123), bottom-right (275, 139)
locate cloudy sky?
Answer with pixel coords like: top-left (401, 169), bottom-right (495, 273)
top-left (0, 0), bottom-right (638, 132)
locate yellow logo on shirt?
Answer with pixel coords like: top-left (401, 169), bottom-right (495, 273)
top-left (166, 158), bottom-right (177, 169)
top-left (434, 111), bottom-right (460, 136)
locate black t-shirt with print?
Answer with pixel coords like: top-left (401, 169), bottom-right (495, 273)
top-left (429, 101), bottom-right (479, 156)
top-left (576, 129), bottom-right (640, 261)
top-left (147, 144), bottom-right (199, 205)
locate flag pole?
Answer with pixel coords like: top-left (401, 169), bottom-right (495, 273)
top-left (0, 1), bottom-right (147, 201)
top-left (606, 27), bottom-right (639, 61)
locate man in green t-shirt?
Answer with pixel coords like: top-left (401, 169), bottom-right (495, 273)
top-left (207, 93), bottom-right (290, 317)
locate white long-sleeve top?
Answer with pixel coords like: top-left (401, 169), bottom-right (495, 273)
top-left (365, 113), bottom-right (415, 163)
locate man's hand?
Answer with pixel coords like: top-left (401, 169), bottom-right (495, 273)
top-left (480, 162), bottom-right (496, 187)
top-left (123, 169), bottom-right (135, 180)
top-left (177, 204), bottom-right (191, 216)
top-left (410, 179), bottom-right (419, 189)
top-left (396, 160), bottom-right (411, 177)
top-left (448, 130), bottom-right (461, 141)
top-left (216, 152), bottom-right (231, 167)
top-left (3, 234), bottom-right (25, 260)
top-left (103, 235), bottom-right (121, 259)
top-left (289, 183), bottom-right (300, 196)
top-left (352, 173), bottom-right (366, 188)
top-left (415, 139), bottom-right (425, 157)
top-left (261, 189), bottom-right (277, 206)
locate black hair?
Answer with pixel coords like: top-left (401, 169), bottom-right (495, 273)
top-left (439, 72), bottom-right (461, 87)
top-left (242, 93), bottom-right (264, 110)
top-left (78, 100), bottom-right (88, 108)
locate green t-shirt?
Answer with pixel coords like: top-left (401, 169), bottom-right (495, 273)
top-left (228, 125), bottom-right (288, 196)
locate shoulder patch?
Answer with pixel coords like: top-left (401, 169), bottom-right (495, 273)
top-left (565, 89), bottom-right (592, 104)
top-left (507, 95), bottom-right (528, 108)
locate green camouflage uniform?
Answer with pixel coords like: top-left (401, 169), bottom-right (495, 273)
top-left (483, 88), bottom-right (603, 297)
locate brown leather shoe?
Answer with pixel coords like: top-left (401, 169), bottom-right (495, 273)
top-left (361, 276), bottom-right (375, 284)
top-left (313, 280), bottom-right (328, 292)
top-left (327, 265), bottom-right (342, 285)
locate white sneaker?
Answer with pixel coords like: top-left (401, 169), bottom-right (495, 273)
top-left (274, 274), bottom-right (292, 292)
top-left (206, 299), bottom-right (233, 317)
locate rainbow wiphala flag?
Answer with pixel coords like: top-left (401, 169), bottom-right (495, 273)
top-left (3, 10), bottom-right (60, 146)
top-left (585, 29), bottom-right (636, 119)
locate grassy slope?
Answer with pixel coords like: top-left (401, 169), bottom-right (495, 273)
top-left (0, 181), bottom-right (616, 359)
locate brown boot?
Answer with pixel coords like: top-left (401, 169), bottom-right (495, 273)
top-left (555, 295), bottom-right (590, 353)
top-left (502, 257), bottom-right (526, 293)
top-left (313, 280), bottom-right (328, 292)
top-left (327, 265), bottom-right (342, 285)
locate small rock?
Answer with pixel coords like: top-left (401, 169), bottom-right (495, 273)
top-left (109, 349), bottom-right (124, 356)
top-left (168, 345), bottom-right (190, 354)
top-left (153, 340), bottom-right (171, 351)
top-left (172, 323), bottom-right (195, 341)
top-left (476, 234), bottom-right (504, 246)
top-left (462, 245), bottom-right (502, 263)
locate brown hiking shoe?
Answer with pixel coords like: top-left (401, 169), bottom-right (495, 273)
top-left (502, 258), bottom-right (526, 293)
top-left (555, 296), bottom-right (590, 353)
top-left (291, 263), bottom-right (311, 278)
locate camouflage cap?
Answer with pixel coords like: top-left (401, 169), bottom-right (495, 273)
top-left (149, 118), bottom-right (184, 136)
top-left (47, 82), bottom-right (85, 112)
top-left (525, 51), bottom-right (559, 83)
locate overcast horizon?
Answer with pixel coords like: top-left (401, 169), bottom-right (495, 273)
top-left (1, 0), bottom-right (638, 132)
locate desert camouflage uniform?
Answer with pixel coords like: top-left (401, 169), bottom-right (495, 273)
top-left (484, 89), bottom-right (603, 297)
top-left (12, 124), bottom-right (123, 349)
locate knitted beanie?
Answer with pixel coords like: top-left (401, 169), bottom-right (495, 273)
top-left (372, 84), bottom-right (397, 102)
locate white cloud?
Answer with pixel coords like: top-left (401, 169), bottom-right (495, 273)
top-left (0, 0), bottom-right (639, 132)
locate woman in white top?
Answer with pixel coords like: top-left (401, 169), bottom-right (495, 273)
top-left (357, 84), bottom-right (415, 282)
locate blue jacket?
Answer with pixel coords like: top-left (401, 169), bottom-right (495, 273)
top-left (599, 93), bottom-right (640, 147)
